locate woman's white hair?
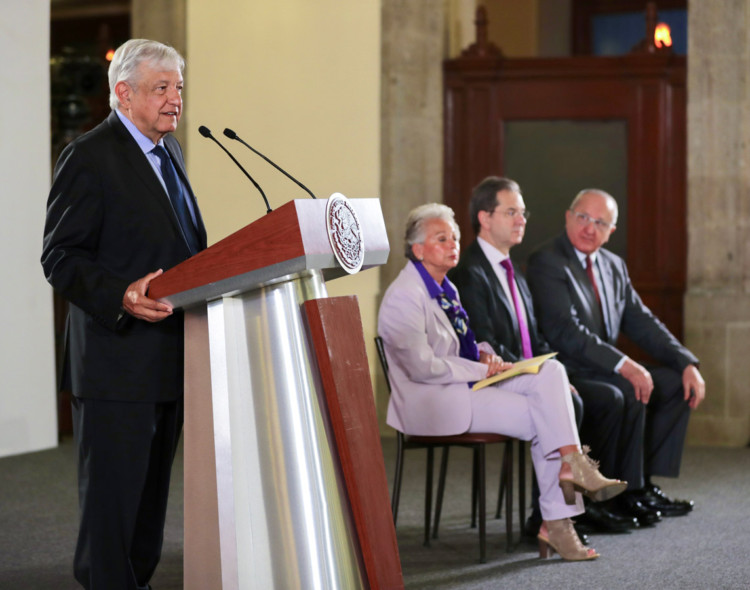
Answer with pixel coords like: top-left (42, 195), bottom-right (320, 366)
top-left (108, 39), bottom-right (184, 111)
top-left (403, 203), bottom-right (460, 260)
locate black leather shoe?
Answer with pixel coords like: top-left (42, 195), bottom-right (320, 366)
top-left (614, 492), bottom-right (662, 526)
top-left (637, 485), bottom-right (694, 516)
top-left (574, 502), bottom-right (635, 533)
top-left (574, 524), bottom-right (590, 546)
top-left (523, 513), bottom-right (542, 540)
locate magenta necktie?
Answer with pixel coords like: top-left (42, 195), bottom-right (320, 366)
top-left (500, 259), bottom-right (533, 359)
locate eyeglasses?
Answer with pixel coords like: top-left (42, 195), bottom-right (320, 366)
top-left (570, 210), bottom-right (613, 232)
top-left (492, 207), bottom-right (530, 221)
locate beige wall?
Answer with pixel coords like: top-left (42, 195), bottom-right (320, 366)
top-left (483, 0), bottom-right (572, 57)
top-left (485, 0), bottom-right (539, 57)
top-left (184, 1), bottom-right (382, 389)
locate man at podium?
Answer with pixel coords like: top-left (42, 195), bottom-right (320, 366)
top-left (41, 39), bottom-right (206, 590)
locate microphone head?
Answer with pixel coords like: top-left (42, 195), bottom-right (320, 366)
top-left (223, 128), bottom-right (237, 140)
top-left (198, 125), bottom-right (212, 138)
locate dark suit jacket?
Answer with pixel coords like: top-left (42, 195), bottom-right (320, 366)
top-left (42, 111), bottom-right (207, 402)
top-left (526, 232), bottom-right (697, 377)
top-left (448, 240), bottom-right (552, 362)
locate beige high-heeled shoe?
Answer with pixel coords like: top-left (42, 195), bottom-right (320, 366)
top-left (559, 445), bottom-right (627, 504)
top-left (538, 518), bottom-right (599, 561)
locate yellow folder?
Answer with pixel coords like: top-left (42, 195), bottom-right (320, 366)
top-left (471, 352), bottom-right (558, 391)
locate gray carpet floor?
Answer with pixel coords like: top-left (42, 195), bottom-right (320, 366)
top-left (1, 435), bottom-right (748, 589)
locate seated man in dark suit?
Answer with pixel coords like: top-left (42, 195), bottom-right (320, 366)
top-left (449, 177), bottom-right (632, 536)
top-left (526, 188), bottom-right (705, 526)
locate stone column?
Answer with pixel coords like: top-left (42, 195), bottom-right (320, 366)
top-left (377, 1), bottom-right (473, 425)
top-left (378, 1), bottom-right (448, 424)
top-left (685, 1), bottom-right (750, 446)
top-left (131, 0), bottom-right (188, 147)
top-left (380, 1), bottom-right (449, 292)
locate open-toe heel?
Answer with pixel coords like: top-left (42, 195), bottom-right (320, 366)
top-left (560, 445), bottom-right (627, 503)
top-left (538, 519), bottom-right (599, 561)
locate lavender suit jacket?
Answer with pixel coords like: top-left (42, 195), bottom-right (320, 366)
top-left (379, 262), bottom-right (493, 436)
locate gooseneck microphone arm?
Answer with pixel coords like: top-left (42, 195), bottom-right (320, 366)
top-left (222, 128), bottom-right (317, 199)
top-left (198, 125), bottom-right (272, 213)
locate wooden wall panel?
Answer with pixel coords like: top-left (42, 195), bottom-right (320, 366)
top-left (443, 53), bottom-right (687, 349)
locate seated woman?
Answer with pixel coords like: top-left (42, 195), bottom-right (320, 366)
top-left (379, 203), bottom-right (626, 561)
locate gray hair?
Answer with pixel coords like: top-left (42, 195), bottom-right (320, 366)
top-left (108, 39), bottom-right (185, 110)
top-left (570, 188), bottom-right (619, 226)
top-left (403, 203), bottom-right (460, 261)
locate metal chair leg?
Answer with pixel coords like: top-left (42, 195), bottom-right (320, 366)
top-left (518, 440), bottom-right (526, 539)
top-left (423, 447), bottom-right (434, 546)
top-left (505, 440), bottom-right (514, 552)
top-left (478, 444), bottom-right (487, 563)
top-left (470, 448), bottom-right (479, 528)
top-left (496, 444), bottom-right (509, 519)
top-left (432, 446), bottom-right (450, 539)
top-left (391, 433), bottom-right (405, 524)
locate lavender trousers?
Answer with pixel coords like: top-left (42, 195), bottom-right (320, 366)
top-left (467, 359), bottom-right (584, 521)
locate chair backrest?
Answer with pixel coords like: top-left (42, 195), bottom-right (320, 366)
top-left (375, 336), bottom-right (407, 446)
top-left (374, 336), bottom-right (392, 393)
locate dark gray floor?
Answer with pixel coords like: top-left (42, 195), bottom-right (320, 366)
top-left (1, 435), bottom-right (748, 589)
top-left (387, 438), bottom-right (750, 590)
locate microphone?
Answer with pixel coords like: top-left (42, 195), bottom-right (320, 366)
top-left (198, 125), bottom-right (272, 213)
top-left (223, 128), bottom-right (317, 199)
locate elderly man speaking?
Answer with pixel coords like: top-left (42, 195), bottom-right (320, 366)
top-left (42, 39), bottom-right (206, 589)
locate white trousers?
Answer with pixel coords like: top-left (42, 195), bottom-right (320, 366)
top-left (467, 359), bottom-right (584, 521)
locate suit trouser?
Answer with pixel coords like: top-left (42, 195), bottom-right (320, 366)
top-left (71, 396), bottom-right (183, 590)
top-left (528, 391), bottom-right (583, 524)
top-left (571, 366), bottom-right (690, 491)
top-left (467, 360), bottom-right (584, 521)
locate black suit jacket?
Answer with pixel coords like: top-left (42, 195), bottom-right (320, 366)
top-left (526, 232), bottom-right (697, 377)
top-left (42, 111), bottom-right (207, 402)
top-left (448, 240), bottom-right (552, 362)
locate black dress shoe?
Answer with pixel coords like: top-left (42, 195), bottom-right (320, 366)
top-left (573, 524), bottom-right (590, 546)
top-left (614, 492), bottom-right (662, 526)
top-left (523, 513), bottom-right (542, 540)
top-left (637, 484), bottom-right (694, 516)
top-left (574, 503), bottom-right (635, 533)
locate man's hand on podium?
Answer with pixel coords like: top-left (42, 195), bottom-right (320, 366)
top-left (123, 268), bottom-right (174, 322)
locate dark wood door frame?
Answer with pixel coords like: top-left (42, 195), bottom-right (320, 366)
top-left (443, 52), bottom-right (687, 347)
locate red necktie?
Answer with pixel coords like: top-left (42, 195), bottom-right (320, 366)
top-left (585, 255), bottom-right (604, 319)
top-left (500, 259), bottom-right (533, 359)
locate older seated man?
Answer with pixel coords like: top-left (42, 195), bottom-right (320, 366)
top-left (526, 189), bottom-right (705, 526)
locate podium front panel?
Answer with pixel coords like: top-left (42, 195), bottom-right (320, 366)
top-left (185, 270), bottom-right (365, 589)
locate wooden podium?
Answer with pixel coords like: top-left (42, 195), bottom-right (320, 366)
top-left (150, 198), bottom-right (403, 590)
